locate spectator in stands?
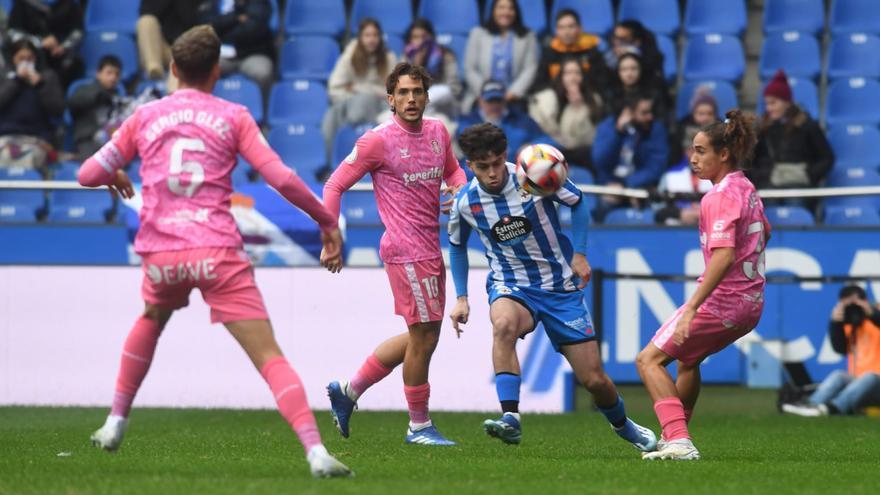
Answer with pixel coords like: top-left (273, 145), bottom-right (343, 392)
top-left (322, 17), bottom-right (397, 158)
top-left (402, 18), bottom-right (461, 123)
top-left (654, 88), bottom-right (717, 225)
top-left (0, 39), bottom-right (64, 171)
top-left (457, 80), bottom-right (554, 159)
top-left (207, 0), bottom-right (275, 95)
top-left (0, 5), bottom-right (7, 70)
top-left (462, 0), bottom-right (538, 113)
top-left (68, 55), bottom-right (125, 160)
top-left (136, 0), bottom-right (205, 83)
top-left (605, 52), bottom-right (668, 121)
top-left (782, 286), bottom-right (880, 417)
top-left (751, 70), bottom-right (834, 193)
top-left (606, 20), bottom-right (665, 86)
top-left (7, 0), bottom-right (84, 88)
top-left (592, 93), bottom-right (669, 219)
top-left (534, 8), bottom-right (609, 93)
top-left (528, 57), bottom-right (604, 171)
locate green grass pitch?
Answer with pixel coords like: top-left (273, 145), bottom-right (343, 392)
top-left (1, 386), bottom-right (877, 494)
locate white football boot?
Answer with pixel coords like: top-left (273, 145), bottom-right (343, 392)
top-left (90, 415), bottom-right (128, 452)
top-left (642, 438), bottom-right (701, 461)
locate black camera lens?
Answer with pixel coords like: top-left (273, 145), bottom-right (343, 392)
top-left (843, 303), bottom-right (867, 327)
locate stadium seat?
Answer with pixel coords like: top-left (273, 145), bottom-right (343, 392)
top-left (267, 126), bottom-right (327, 185)
top-left (550, 0), bottom-right (613, 37)
top-left (618, 0), bottom-right (681, 37)
top-left (84, 0), bottom-right (140, 35)
top-left (0, 190), bottom-right (46, 222)
top-left (826, 166), bottom-right (880, 187)
top-left (341, 191), bottom-right (382, 226)
top-left (483, 0), bottom-right (548, 36)
top-left (48, 190), bottom-right (115, 223)
top-left (331, 123), bottom-right (374, 168)
top-left (763, 0), bottom-right (825, 36)
top-left (567, 167), bottom-right (595, 186)
top-left (350, 0), bottom-right (413, 37)
top-left (436, 33), bottom-right (467, 78)
top-left (830, 0), bottom-right (880, 35)
top-left (824, 206), bottom-right (880, 226)
top-left (684, 0), bottom-right (746, 37)
top-left (757, 77), bottom-right (819, 120)
top-left (64, 77), bottom-right (127, 125)
top-left (604, 208), bottom-right (654, 225)
top-left (384, 34), bottom-right (405, 57)
top-left (675, 80), bottom-right (739, 121)
top-left (52, 161), bottom-right (81, 181)
top-left (212, 77), bottom-right (263, 124)
top-left (231, 159), bottom-right (254, 186)
top-left (419, 0), bottom-right (479, 36)
top-left (0, 0), bottom-right (10, 15)
top-left (759, 32), bottom-right (821, 81)
top-left (79, 32), bottom-right (139, 82)
top-left (825, 78), bottom-right (880, 128)
top-left (655, 35), bottom-right (678, 83)
top-left (267, 80), bottom-right (328, 128)
top-left (284, 0), bottom-right (346, 37)
top-left (682, 34), bottom-right (745, 83)
top-left (279, 36), bottom-right (340, 81)
top-left (764, 206), bottom-right (815, 226)
top-left (0, 167), bottom-right (43, 181)
top-left (827, 33), bottom-right (880, 81)
top-left (826, 125), bottom-right (880, 169)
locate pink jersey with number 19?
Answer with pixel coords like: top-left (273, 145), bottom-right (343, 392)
top-left (698, 170), bottom-right (772, 326)
top-left (79, 88), bottom-right (337, 254)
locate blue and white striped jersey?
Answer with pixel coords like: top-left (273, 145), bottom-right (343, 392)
top-left (448, 162), bottom-right (584, 292)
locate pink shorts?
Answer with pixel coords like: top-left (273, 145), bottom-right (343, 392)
top-left (652, 306), bottom-right (757, 366)
top-left (141, 247), bottom-right (269, 324)
top-left (384, 257), bottom-right (446, 326)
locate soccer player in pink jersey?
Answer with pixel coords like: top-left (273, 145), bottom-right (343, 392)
top-left (78, 26), bottom-right (352, 478)
top-left (322, 63), bottom-right (467, 445)
top-left (637, 110), bottom-right (771, 461)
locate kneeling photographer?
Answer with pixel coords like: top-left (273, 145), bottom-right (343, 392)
top-left (783, 286), bottom-right (880, 416)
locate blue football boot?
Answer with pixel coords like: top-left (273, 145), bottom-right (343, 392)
top-left (482, 413), bottom-right (522, 445)
top-left (326, 381), bottom-right (357, 438)
top-left (405, 424), bottom-right (456, 446)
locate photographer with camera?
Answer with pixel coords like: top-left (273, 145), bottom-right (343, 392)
top-left (782, 286), bottom-right (880, 417)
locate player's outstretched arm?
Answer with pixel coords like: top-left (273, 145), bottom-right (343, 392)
top-left (78, 114), bottom-right (138, 194)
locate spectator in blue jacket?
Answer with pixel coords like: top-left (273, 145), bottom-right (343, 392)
top-left (592, 93), bottom-right (668, 219)
top-left (457, 80), bottom-right (556, 160)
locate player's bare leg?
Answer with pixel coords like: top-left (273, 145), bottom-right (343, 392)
top-left (676, 361), bottom-right (702, 423)
top-left (226, 319), bottom-right (352, 478)
top-left (91, 303), bottom-right (173, 452)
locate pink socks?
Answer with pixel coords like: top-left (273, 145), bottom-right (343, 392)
top-left (654, 397), bottom-right (691, 441)
top-left (260, 356), bottom-right (322, 454)
top-left (684, 407), bottom-right (694, 424)
top-left (349, 354), bottom-right (393, 399)
top-left (404, 383), bottom-right (431, 425)
top-left (110, 316), bottom-right (161, 417)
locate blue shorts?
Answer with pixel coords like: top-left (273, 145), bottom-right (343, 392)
top-left (487, 282), bottom-right (596, 352)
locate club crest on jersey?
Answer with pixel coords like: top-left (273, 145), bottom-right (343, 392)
top-left (519, 188), bottom-right (533, 203)
top-left (491, 215), bottom-right (532, 246)
top-left (470, 203), bottom-right (483, 215)
top-left (399, 148), bottom-right (411, 159)
top-left (430, 139), bottom-right (442, 155)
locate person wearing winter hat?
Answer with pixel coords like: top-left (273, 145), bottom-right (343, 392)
top-left (750, 70), bottom-right (834, 198)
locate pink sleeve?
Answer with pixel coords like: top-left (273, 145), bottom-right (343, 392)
top-left (442, 138), bottom-right (466, 187)
top-left (322, 131), bottom-right (384, 218)
top-left (236, 110), bottom-right (338, 233)
top-left (702, 192), bottom-right (740, 250)
top-left (77, 112), bottom-right (138, 187)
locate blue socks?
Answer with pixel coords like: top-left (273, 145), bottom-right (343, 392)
top-left (597, 394), bottom-right (628, 429)
top-left (495, 373), bottom-right (521, 413)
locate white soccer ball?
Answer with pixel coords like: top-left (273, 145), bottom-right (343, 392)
top-left (515, 143), bottom-right (569, 197)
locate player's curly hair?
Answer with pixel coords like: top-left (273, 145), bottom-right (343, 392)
top-left (459, 123), bottom-right (508, 161)
top-left (171, 25), bottom-right (220, 85)
top-left (699, 109), bottom-right (757, 169)
top-left (385, 62), bottom-right (432, 95)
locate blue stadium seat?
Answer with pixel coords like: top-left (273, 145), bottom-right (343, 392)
top-left (763, 0), bottom-right (825, 36)
top-left (764, 206), bottom-right (815, 226)
top-left (419, 0), bottom-right (479, 36)
top-left (567, 166), bottom-right (595, 186)
top-left (0, 0), bottom-right (11, 14)
top-left (830, 0), bottom-right (880, 35)
top-left (267, 125), bottom-right (327, 184)
top-left (64, 77), bottom-right (127, 125)
top-left (551, 0), bottom-right (613, 37)
top-left (825, 78), bottom-right (880, 128)
top-left (79, 32), bottom-right (139, 82)
top-left (279, 36), bottom-right (340, 81)
top-left (350, 0), bottom-right (413, 37)
top-left (827, 124), bottom-right (880, 169)
top-left (684, 0), bottom-right (746, 37)
top-left (52, 161), bottom-right (81, 181)
top-left (759, 32), bottom-right (821, 81)
top-left (655, 35), bottom-right (677, 83)
top-left (675, 80), bottom-right (739, 120)
top-left (284, 0), bottom-right (346, 38)
top-left (757, 77), bottom-right (819, 120)
top-left (824, 206), bottom-right (880, 226)
top-left (331, 123), bottom-right (374, 168)
top-left (267, 80), bottom-right (328, 128)
top-left (436, 33), bottom-right (467, 78)
top-left (827, 33), bottom-right (880, 81)
top-left (48, 190), bottom-right (115, 223)
top-left (618, 0), bottom-right (681, 37)
top-left (212, 76), bottom-right (263, 124)
top-left (483, 0), bottom-right (548, 36)
top-left (341, 191), bottom-right (382, 226)
top-left (0, 190), bottom-right (46, 222)
top-left (682, 34), bottom-right (745, 83)
top-left (384, 34), bottom-right (405, 57)
top-left (268, 0), bottom-right (280, 34)
top-left (604, 208), bottom-right (655, 225)
top-left (826, 166), bottom-right (880, 187)
top-left (84, 0), bottom-right (140, 35)
top-left (231, 159), bottom-right (254, 186)
top-left (0, 167), bottom-right (43, 181)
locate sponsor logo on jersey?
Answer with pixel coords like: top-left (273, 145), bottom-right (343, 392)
top-left (491, 215), bottom-right (532, 246)
top-left (564, 317), bottom-right (589, 330)
top-left (430, 139), bottom-right (442, 155)
top-left (713, 220), bottom-right (725, 231)
top-left (399, 148), bottom-right (411, 159)
top-left (710, 232), bottom-right (731, 240)
top-left (403, 166), bottom-right (443, 186)
top-left (493, 284), bottom-right (516, 295)
top-left (146, 259), bottom-right (219, 286)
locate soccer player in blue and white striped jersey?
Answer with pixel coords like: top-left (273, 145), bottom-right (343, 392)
top-left (448, 123), bottom-right (657, 451)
